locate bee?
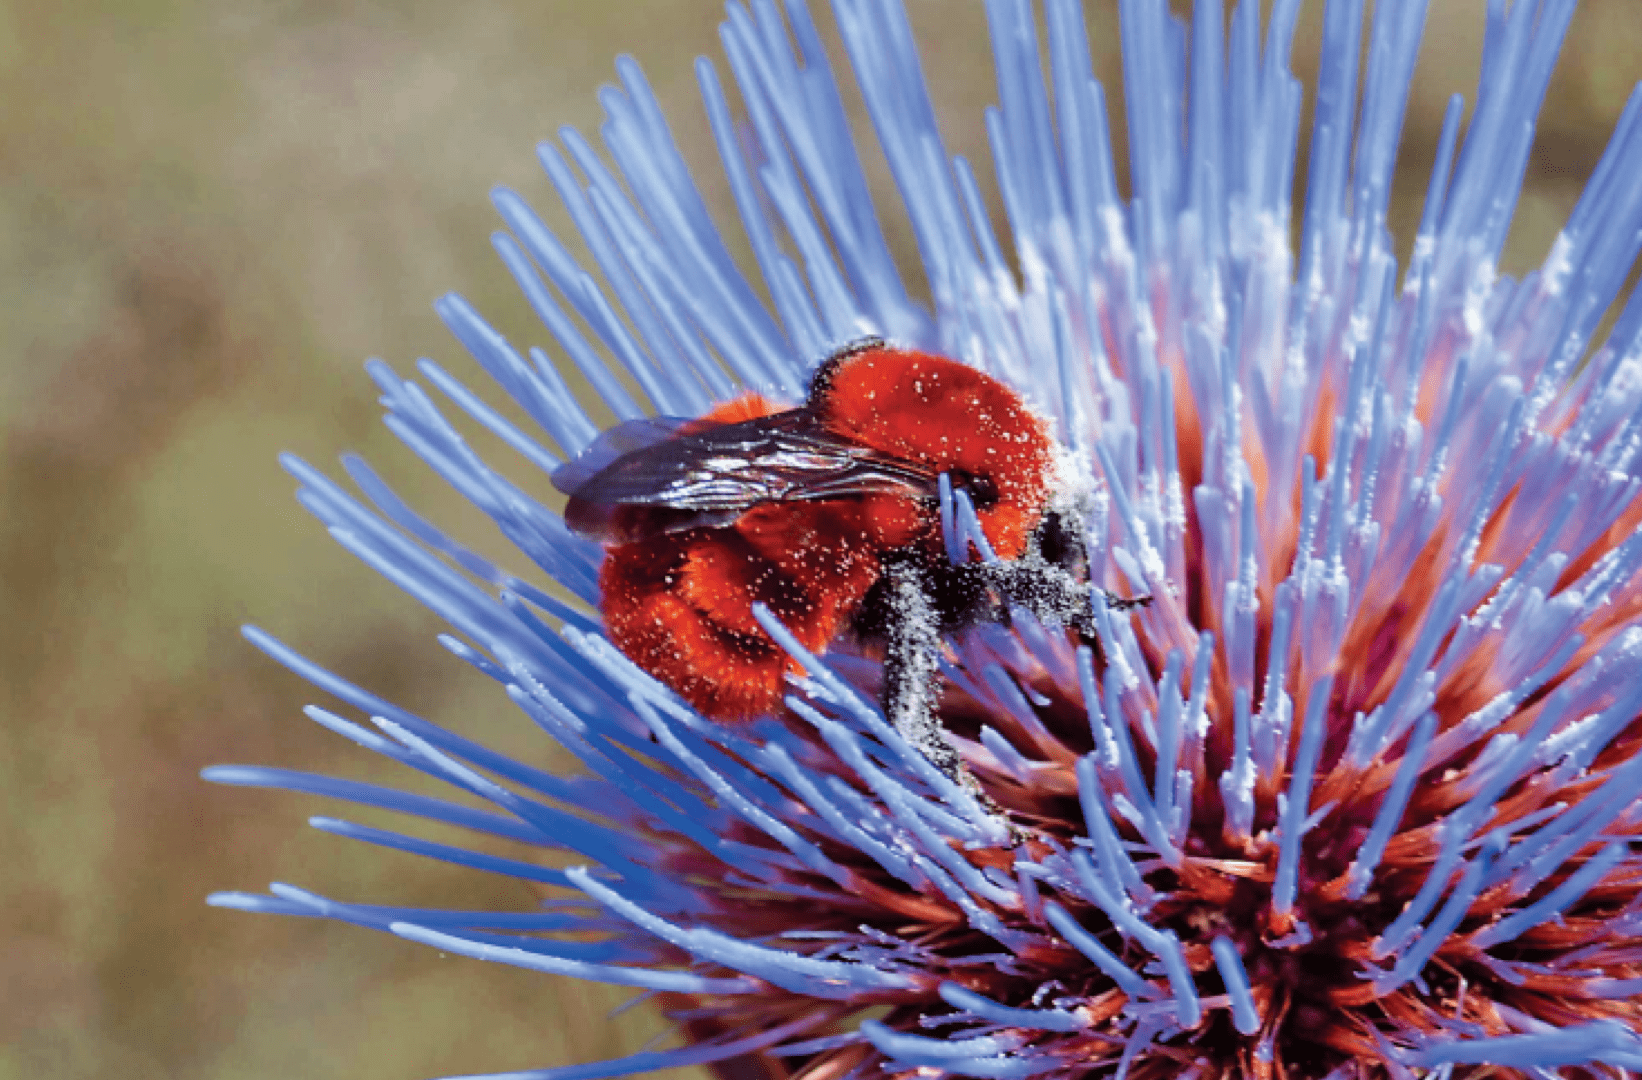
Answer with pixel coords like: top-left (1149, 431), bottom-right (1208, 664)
top-left (553, 339), bottom-right (1146, 786)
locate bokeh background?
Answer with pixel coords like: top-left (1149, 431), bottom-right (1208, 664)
top-left (1, 2), bottom-right (1636, 1078)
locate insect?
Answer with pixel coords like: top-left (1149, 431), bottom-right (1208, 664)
top-left (553, 339), bottom-right (1147, 786)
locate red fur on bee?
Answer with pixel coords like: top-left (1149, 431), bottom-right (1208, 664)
top-left (599, 494), bottom-right (925, 720)
top-left (593, 347), bottom-right (1055, 721)
top-left (815, 349), bottom-right (1051, 560)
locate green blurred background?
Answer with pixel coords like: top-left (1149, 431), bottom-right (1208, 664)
top-left (0, 2), bottom-right (1635, 1078)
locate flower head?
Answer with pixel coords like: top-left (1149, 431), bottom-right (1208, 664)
top-left (211, 0), bottom-right (1642, 1077)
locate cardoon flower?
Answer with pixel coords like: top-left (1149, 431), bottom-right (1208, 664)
top-left (210, 0), bottom-right (1642, 1076)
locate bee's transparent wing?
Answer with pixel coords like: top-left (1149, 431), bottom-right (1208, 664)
top-left (555, 409), bottom-right (937, 543)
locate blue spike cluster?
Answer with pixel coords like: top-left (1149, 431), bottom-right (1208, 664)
top-left (213, 0), bottom-right (1642, 1076)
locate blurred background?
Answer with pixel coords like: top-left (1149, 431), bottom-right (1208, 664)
top-left (0, 1), bottom-right (1636, 1078)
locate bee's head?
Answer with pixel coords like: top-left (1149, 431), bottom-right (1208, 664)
top-left (1032, 506), bottom-right (1088, 573)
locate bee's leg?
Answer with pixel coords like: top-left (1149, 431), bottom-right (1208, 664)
top-left (878, 560), bottom-right (968, 788)
top-left (881, 561), bottom-right (1031, 829)
top-left (879, 565), bottom-right (1019, 836)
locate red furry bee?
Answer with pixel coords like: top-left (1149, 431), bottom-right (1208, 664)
top-left (553, 340), bottom-right (1143, 778)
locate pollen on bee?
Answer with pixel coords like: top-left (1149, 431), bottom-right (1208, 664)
top-left (567, 342), bottom-right (1057, 719)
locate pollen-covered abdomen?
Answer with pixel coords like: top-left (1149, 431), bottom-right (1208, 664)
top-left (813, 347), bottom-right (1054, 559)
top-left (599, 492), bottom-right (926, 720)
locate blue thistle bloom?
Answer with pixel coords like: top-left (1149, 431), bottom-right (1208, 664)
top-left (209, 0), bottom-right (1642, 1076)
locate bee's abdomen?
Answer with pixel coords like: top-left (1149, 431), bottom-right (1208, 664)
top-left (599, 510), bottom-right (886, 720)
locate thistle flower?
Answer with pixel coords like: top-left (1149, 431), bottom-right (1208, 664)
top-left (208, 0), bottom-right (1642, 1077)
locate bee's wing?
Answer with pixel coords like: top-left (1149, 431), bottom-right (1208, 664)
top-left (550, 416), bottom-right (694, 498)
top-left (555, 408), bottom-right (938, 542)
